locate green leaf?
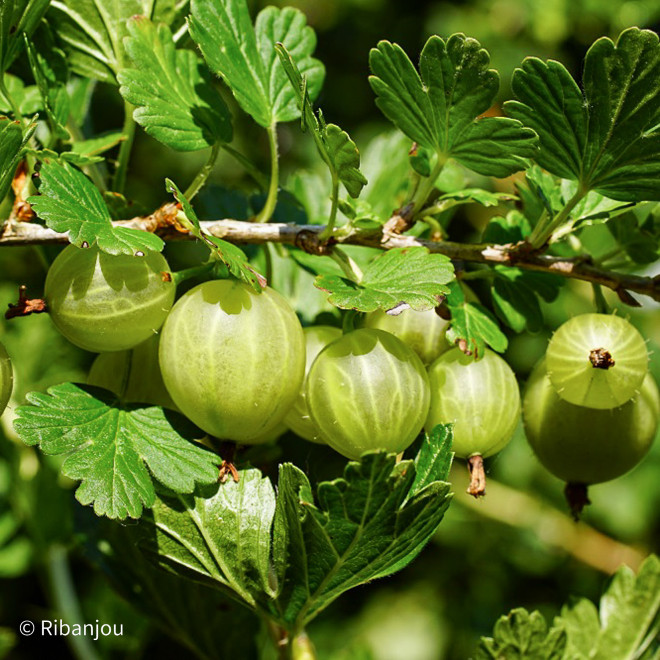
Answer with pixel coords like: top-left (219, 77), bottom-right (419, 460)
top-left (272, 443), bottom-right (453, 625)
top-left (28, 160), bottom-right (164, 255)
top-left (85, 521), bottom-right (261, 659)
top-left (118, 17), bottom-right (232, 151)
top-left (0, 0), bottom-right (50, 74)
top-left (0, 74), bottom-right (43, 115)
top-left (135, 469), bottom-right (277, 608)
top-left (47, 0), bottom-right (180, 84)
top-left (558, 598), bottom-right (601, 659)
top-left (166, 179), bottom-right (266, 291)
top-left (410, 424), bottom-right (454, 498)
top-left (445, 282), bottom-right (508, 356)
top-left (369, 34), bottom-right (537, 178)
top-left (492, 267), bottom-right (562, 333)
top-left (0, 116), bottom-right (33, 206)
top-left (315, 247), bottom-right (454, 313)
top-left (506, 28), bottom-right (660, 202)
top-left (13, 383), bottom-right (222, 520)
top-left (24, 34), bottom-right (70, 140)
top-left (476, 608), bottom-right (567, 660)
top-left (275, 43), bottom-right (367, 198)
top-left (593, 555), bottom-right (660, 659)
top-left (69, 130), bottom-right (126, 157)
top-left (360, 131), bottom-right (411, 220)
top-left (189, 0), bottom-right (324, 128)
top-left (482, 211), bottom-right (531, 244)
top-left (607, 210), bottom-right (660, 264)
top-left (25, 147), bottom-right (105, 167)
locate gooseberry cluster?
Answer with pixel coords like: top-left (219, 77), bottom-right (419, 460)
top-left (523, 314), bottom-right (660, 516)
top-left (5, 245), bottom-right (658, 516)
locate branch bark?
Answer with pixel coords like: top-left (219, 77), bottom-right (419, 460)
top-left (2, 217), bottom-right (658, 302)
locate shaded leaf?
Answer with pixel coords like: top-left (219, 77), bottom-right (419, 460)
top-left (0, 116), bottom-right (34, 206)
top-left (0, 0), bottom-right (50, 74)
top-left (135, 469), bottom-right (277, 608)
top-left (492, 267), bottom-right (562, 333)
top-left (189, 0), bottom-right (324, 127)
top-left (476, 608), bottom-right (567, 660)
top-left (13, 383), bottom-right (222, 520)
top-left (28, 160), bottom-right (164, 254)
top-left (118, 17), bottom-right (232, 151)
top-left (315, 247), bottom-right (454, 313)
top-left (506, 28), bottom-right (660, 201)
top-left (369, 34), bottom-right (537, 178)
top-left (410, 424), bottom-right (454, 498)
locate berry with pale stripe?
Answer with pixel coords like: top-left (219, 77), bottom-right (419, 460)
top-left (306, 328), bottom-right (430, 460)
top-left (45, 245), bottom-right (175, 353)
top-left (159, 279), bottom-right (305, 443)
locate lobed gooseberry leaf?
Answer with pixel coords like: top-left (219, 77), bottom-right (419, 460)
top-left (315, 247), bottom-right (454, 313)
top-left (189, 0), bottom-right (324, 128)
top-left (166, 179), bottom-right (266, 291)
top-left (476, 608), bottom-right (567, 660)
top-left (47, 0), bottom-right (186, 84)
top-left (276, 43), bottom-right (367, 198)
top-left (118, 17), bottom-right (233, 152)
top-left (28, 160), bottom-right (164, 255)
top-left (482, 211), bottom-right (532, 244)
top-left (445, 282), bottom-right (508, 356)
top-left (506, 28), bottom-right (660, 202)
top-left (272, 427), bottom-right (453, 626)
top-left (369, 34), bottom-right (537, 178)
top-left (13, 383), bottom-right (222, 520)
top-left (0, 116), bottom-right (34, 206)
top-left (565, 554), bottom-right (660, 659)
top-left (0, 0), bottom-right (50, 74)
top-left (84, 521), bottom-right (262, 659)
top-left (0, 74), bottom-right (43, 116)
top-left (133, 469), bottom-right (278, 608)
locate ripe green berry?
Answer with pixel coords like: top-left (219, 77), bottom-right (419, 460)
top-left (45, 244), bottom-right (175, 352)
top-left (159, 279), bottom-right (305, 444)
top-left (523, 358), bottom-right (659, 485)
top-left (425, 348), bottom-right (521, 459)
top-left (284, 325), bottom-right (342, 443)
top-left (363, 307), bottom-right (450, 365)
top-left (87, 334), bottom-right (176, 409)
top-left (546, 313), bottom-right (648, 409)
top-left (0, 342), bottom-right (12, 416)
top-left (306, 328), bottom-right (430, 460)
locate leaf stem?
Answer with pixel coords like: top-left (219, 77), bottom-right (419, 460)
top-left (47, 544), bottom-right (102, 660)
top-left (331, 247), bottom-right (363, 282)
top-left (184, 142), bottom-right (221, 201)
top-left (410, 153), bottom-right (445, 217)
top-left (528, 188), bottom-right (586, 248)
top-left (112, 100), bottom-right (136, 194)
top-left (173, 262), bottom-right (214, 286)
top-left (342, 309), bottom-right (359, 334)
top-left (319, 172), bottom-right (339, 240)
top-left (256, 123), bottom-right (280, 223)
top-left (222, 144), bottom-right (269, 189)
top-left (0, 76), bottom-right (24, 125)
top-left (591, 283), bottom-right (610, 314)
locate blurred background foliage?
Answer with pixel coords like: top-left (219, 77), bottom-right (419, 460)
top-left (1, 0), bottom-right (659, 658)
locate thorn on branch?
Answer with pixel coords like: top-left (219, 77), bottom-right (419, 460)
top-left (616, 287), bottom-right (642, 307)
top-left (294, 229), bottom-right (335, 256)
top-left (5, 285), bottom-right (47, 319)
